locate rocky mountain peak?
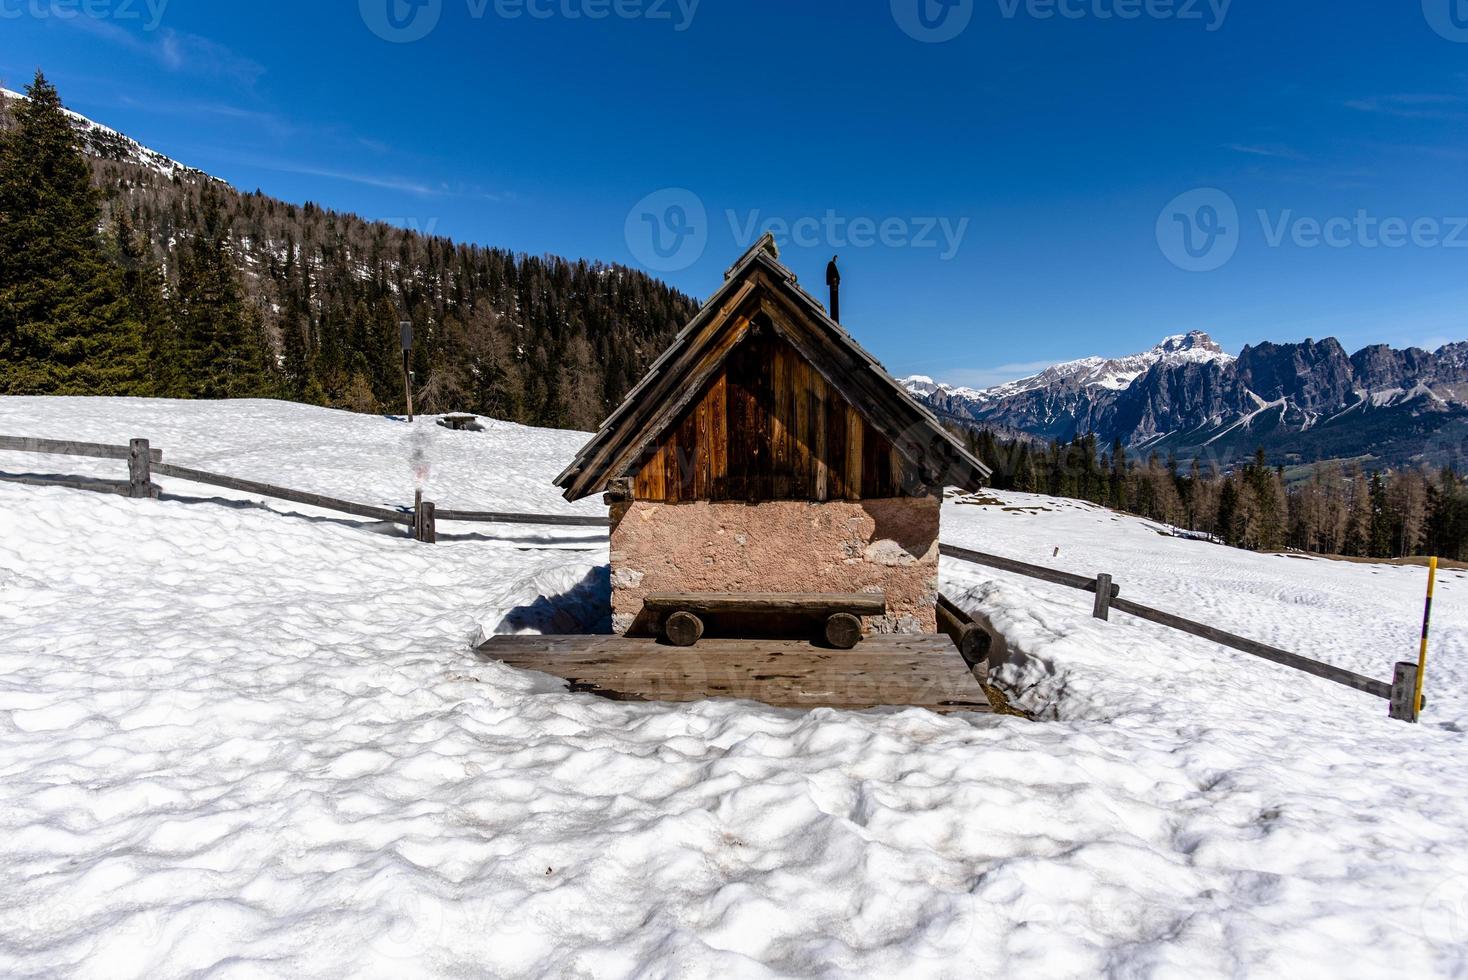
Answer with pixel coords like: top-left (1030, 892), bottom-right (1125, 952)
top-left (1154, 330), bottom-right (1228, 358)
top-left (904, 331), bottom-right (1468, 469)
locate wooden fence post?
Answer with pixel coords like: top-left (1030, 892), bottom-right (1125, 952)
top-left (1092, 573), bottom-right (1113, 622)
top-left (415, 500), bottom-right (437, 544)
top-left (128, 438), bottom-right (153, 498)
top-left (1389, 662), bottom-right (1420, 723)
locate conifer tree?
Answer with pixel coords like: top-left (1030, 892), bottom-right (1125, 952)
top-left (173, 187), bottom-right (273, 398)
top-left (114, 208), bottom-right (179, 397)
top-left (0, 72), bottom-right (144, 393)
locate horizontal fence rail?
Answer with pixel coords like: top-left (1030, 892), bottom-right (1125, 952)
top-left (0, 434), bottom-right (610, 539)
top-left (0, 434), bottom-right (161, 462)
top-left (941, 541), bottom-right (1413, 718)
top-left (941, 544), bottom-right (1118, 597)
top-left (1107, 595), bottom-right (1392, 700)
top-left (0, 472), bottom-right (137, 496)
top-left (153, 462), bottom-right (413, 527)
top-left (434, 508), bottom-right (611, 528)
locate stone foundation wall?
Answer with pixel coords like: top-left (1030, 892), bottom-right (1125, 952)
top-left (609, 497), bottom-right (941, 636)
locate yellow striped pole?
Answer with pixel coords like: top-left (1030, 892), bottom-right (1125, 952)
top-left (1415, 557), bottom-right (1438, 717)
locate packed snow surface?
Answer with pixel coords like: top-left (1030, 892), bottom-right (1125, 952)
top-left (1, 398), bottom-right (1465, 979)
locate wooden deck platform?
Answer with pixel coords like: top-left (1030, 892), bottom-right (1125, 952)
top-left (476, 633), bottom-right (993, 713)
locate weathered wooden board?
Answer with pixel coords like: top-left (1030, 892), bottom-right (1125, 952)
top-left (629, 329), bottom-right (920, 503)
top-left (0, 435), bottom-right (163, 462)
top-left (154, 462), bottom-right (413, 526)
top-left (477, 634), bottom-right (992, 713)
top-left (0, 472), bottom-right (143, 496)
top-left (642, 592), bottom-right (888, 616)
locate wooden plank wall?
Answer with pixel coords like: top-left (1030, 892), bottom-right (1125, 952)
top-left (632, 330), bottom-right (916, 502)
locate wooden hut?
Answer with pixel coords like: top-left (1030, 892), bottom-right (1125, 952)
top-left (556, 235), bottom-right (991, 644)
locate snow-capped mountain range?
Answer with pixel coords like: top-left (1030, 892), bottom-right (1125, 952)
top-left (905, 331), bottom-right (1468, 470)
top-left (905, 331), bottom-right (1233, 404)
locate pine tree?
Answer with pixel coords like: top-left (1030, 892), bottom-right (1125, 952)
top-left (1109, 438), bottom-right (1129, 511)
top-left (114, 208), bottom-right (179, 397)
top-left (0, 72), bottom-right (144, 393)
top-left (173, 188), bottom-right (273, 398)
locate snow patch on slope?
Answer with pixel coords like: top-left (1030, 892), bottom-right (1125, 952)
top-left (1, 87), bottom-right (210, 181)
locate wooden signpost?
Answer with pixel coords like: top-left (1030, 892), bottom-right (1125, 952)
top-left (401, 320), bottom-right (415, 423)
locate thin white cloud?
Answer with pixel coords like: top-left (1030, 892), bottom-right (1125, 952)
top-left (1226, 143), bottom-right (1307, 161)
top-left (248, 160), bottom-right (448, 197)
top-left (62, 14), bottom-right (264, 86)
top-left (111, 94), bottom-right (293, 136)
top-left (1344, 93), bottom-right (1467, 120)
top-left (242, 158), bottom-right (509, 202)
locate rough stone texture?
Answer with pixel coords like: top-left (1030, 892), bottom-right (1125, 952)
top-left (609, 497), bottom-right (941, 636)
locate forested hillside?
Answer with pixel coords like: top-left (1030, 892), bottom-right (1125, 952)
top-left (0, 73), bottom-right (698, 430)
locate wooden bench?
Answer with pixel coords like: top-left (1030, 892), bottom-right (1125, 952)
top-left (642, 592), bottom-right (887, 649)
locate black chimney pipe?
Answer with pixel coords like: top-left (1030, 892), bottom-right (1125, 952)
top-left (825, 255), bottom-right (841, 323)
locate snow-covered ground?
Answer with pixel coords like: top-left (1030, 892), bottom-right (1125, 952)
top-left (1, 398), bottom-right (1465, 979)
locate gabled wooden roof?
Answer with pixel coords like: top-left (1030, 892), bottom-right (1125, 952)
top-left (555, 235), bottom-right (991, 501)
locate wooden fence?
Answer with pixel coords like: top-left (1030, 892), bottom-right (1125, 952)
top-left (0, 433), bottom-right (1424, 722)
top-left (0, 435), bottom-right (611, 541)
top-left (940, 544), bottom-right (1421, 722)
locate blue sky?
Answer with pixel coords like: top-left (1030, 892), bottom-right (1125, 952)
top-left (3, 0), bottom-right (1467, 387)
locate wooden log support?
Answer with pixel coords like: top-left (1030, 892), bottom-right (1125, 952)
top-left (936, 593), bottom-right (996, 674)
top-left (1092, 573), bottom-right (1113, 621)
top-left (128, 438), bottom-right (154, 499)
top-left (1389, 662), bottom-right (1421, 723)
top-left (415, 500), bottom-right (437, 544)
top-left (824, 613), bottom-right (863, 650)
top-left (665, 611), bottom-right (705, 647)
